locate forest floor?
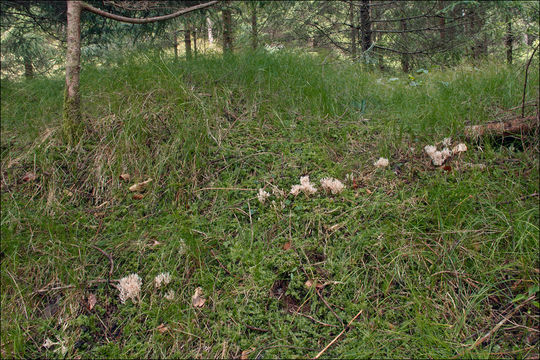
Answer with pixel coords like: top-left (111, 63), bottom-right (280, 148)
top-left (1, 50), bottom-right (539, 358)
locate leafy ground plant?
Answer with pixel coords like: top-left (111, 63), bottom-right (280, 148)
top-left (1, 50), bottom-right (539, 358)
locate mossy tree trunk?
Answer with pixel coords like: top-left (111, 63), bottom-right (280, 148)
top-left (63, 0), bottom-right (83, 144)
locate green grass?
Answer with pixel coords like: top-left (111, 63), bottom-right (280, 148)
top-left (1, 49), bottom-right (539, 358)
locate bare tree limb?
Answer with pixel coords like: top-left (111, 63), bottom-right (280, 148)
top-left (80, 0), bottom-right (219, 24)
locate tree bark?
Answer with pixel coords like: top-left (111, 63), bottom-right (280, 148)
top-left (222, 8), bottom-right (233, 53)
top-left (193, 29), bottom-right (197, 57)
top-left (173, 31), bottom-right (178, 61)
top-left (251, 3), bottom-right (258, 50)
top-left (349, 0), bottom-right (357, 60)
top-left (24, 59), bottom-right (34, 79)
top-left (464, 116), bottom-right (537, 139)
top-left (438, 0), bottom-right (446, 41)
top-left (63, 0), bottom-right (82, 144)
top-left (80, 1), bottom-right (218, 24)
top-left (400, 19), bottom-right (409, 73)
top-left (184, 25), bottom-right (192, 59)
top-left (505, 15), bottom-right (513, 65)
top-left (360, 0), bottom-right (372, 53)
top-left (207, 16), bottom-right (214, 44)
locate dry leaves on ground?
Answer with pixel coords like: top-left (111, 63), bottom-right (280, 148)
top-left (192, 287), bottom-right (206, 308)
top-left (129, 178), bottom-right (152, 192)
top-left (87, 293), bottom-right (97, 311)
top-left (22, 172), bottom-right (36, 182)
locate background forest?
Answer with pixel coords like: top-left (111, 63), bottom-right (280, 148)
top-left (1, 1), bottom-right (539, 359)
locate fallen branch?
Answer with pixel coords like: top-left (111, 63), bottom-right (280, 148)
top-left (464, 116), bottom-right (537, 139)
top-left (194, 187), bottom-right (256, 192)
top-left (316, 289), bottom-right (344, 326)
top-left (292, 311), bottom-right (340, 328)
top-left (312, 309), bottom-right (363, 359)
top-left (244, 323), bottom-right (269, 333)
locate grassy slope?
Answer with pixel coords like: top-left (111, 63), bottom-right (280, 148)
top-left (1, 51), bottom-right (539, 358)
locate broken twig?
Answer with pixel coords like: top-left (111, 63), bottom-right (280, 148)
top-left (313, 309), bottom-right (363, 359)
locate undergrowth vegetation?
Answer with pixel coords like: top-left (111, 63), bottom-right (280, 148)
top-left (1, 50), bottom-right (539, 358)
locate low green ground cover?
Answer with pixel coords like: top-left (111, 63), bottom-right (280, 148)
top-left (1, 50), bottom-right (538, 358)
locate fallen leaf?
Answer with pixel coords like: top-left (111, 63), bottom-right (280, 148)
top-left (156, 323), bottom-right (168, 333)
top-left (22, 172), bottom-right (36, 182)
top-left (132, 193), bottom-right (144, 200)
top-left (241, 347), bottom-right (255, 360)
top-left (365, 189), bottom-right (372, 195)
top-left (119, 173), bottom-right (131, 182)
top-left (151, 239), bottom-right (161, 247)
top-left (282, 241), bottom-right (291, 250)
top-left (129, 178), bottom-right (153, 192)
top-left (87, 293), bottom-right (97, 311)
top-left (191, 287), bottom-right (206, 308)
top-left (305, 280), bottom-right (323, 290)
top-left (442, 165), bottom-right (452, 172)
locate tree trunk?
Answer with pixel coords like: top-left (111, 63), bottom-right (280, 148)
top-left (193, 29), bottom-right (197, 57)
top-left (63, 0), bottom-right (83, 144)
top-left (400, 19), bottom-right (409, 73)
top-left (173, 31), bottom-right (178, 61)
top-left (359, 0), bottom-right (372, 53)
top-left (184, 26), bottom-right (192, 59)
top-left (438, 0), bottom-right (446, 41)
top-left (222, 8), bottom-right (233, 53)
top-left (251, 4), bottom-right (258, 50)
top-left (469, 6), bottom-right (486, 60)
top-left (207, 16), bottom-right (214, 43)
top-left (349, 0), bottom-right (357, 60)
top-left (505, 15), bottom-right (513, 65)
top-left (24, 59), bottom-right (34, 79)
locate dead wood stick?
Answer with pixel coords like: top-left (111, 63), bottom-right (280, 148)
top-left (522, 44), bottom-right (539, 118)
top-left (90, 244), bottom-right (114, 278)
top-left (464, 116), bottom-right (537, 139)
top-left (244, 323), bottom-right (269, 333)
top-left (292, 311), bottom-right (340, 328)
top-left (313, 309), bottom-right (363, 359)
top-left (451, 295), bottom-right (536, 359)
top-left (210, 249), bottom-right (240, 279)
top-left (194, 187), bottom-right (256, 192)
top-left (316, 289), bottom-right (344, 326)
top-left (468, 295), bottom-right (535, 351)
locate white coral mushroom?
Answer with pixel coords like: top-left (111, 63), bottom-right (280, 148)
top-left (290, 176), bottom-right (317, 196)
top-left (154, 272), bottom-right (171, 288)
top-left (257, 188), bottom-right (271, 203)
top-left (320, 178), bottom-right (345, 194)
top-left (442, 137), bottom-right (452, 147)
top-left (373, 157), bottom-right (389, 168)
top-left (424, 144), bottom-right (452, 166)
top-left (117, 273), bottom-right (142, 304)
top-left (452, 143), bottom-right (467, 153)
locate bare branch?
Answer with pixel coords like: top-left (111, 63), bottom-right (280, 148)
top-left (80, 0), bottom-right (219, 24)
